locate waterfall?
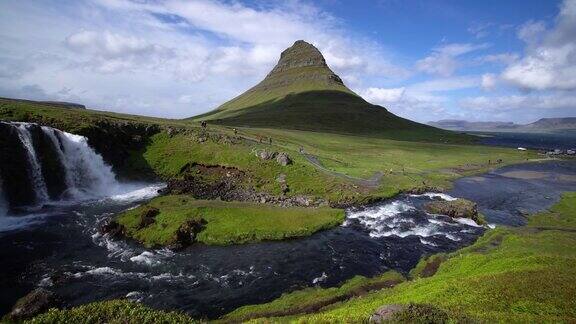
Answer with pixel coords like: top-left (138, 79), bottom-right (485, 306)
top-left (45, 127), bottom-right (119, 199)
top-left (0, 122), bottom-right (122, 212)
top-left (14, 123), bottom-right (50, 203)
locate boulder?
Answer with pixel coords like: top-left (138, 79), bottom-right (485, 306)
top-left (254, 149), bottom-right (277, 160)
top-left (100, 220), bottom-right (126, 238)
top-left (6, 288), bottom-right (60, 321)
top-left (276, 152), bottom-right (292, 166)
top-left (369, 304), bottom-right (404, 323)
top-left (369, 303), bottom-right (449, 323)
top-left (172, 218), bottom-right (207, 247)
top-left (425, 198), bottom-right (479, 221)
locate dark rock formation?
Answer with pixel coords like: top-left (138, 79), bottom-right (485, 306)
top-left (0, 122), bottom-right (36, 208)
top-left (138, 206), bottom-right (159, 229)
top-left (28, 125), bottom-right (67, 199)
top-left (78, 120), bottom-right (160, 180)
top-left (100, 220), bottom-right (126, 238)
top-left (6, 288), bottom-right (60, 321)
top-left (171, 218), bottom-right (207, 249)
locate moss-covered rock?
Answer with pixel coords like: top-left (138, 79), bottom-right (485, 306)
top-left (425, 198), bottom-right (483, 224)
top-left (5, 288), bottom-right (60, 321)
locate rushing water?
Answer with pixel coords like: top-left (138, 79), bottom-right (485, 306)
top-left (0, 123), bottom-right (575, 318)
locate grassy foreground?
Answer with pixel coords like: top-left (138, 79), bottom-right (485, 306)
top-left (23, 300), bottom-right (195, 324)
top-left (116, 195), bottom-right (345, 247)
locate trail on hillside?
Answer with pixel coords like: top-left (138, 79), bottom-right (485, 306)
top-left (301, 152), bottom-right (383, 188)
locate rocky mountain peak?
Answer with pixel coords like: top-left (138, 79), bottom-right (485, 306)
top-left (268, 40), bottom-right (328, 75)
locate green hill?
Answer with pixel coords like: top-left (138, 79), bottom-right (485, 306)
top-left (192, 40), bottom-right (465, 142)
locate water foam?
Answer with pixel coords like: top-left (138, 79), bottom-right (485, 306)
top-left (409, 192), bottom-right (458, 201)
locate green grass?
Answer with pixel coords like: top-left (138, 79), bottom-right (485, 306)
top-left (116, 195), bottom-right (345, 247)
top-left (24, 300), bottom-right (196, 324)
top-left (1, 96), bottom-right (537, 205)
top-left (0, 98), bottom-right (188, 133)
top-left (198, 90), bottom-right (472, 142)
top-left (222, 271), bottom-right (405, 322)
top-left (253, 192), bottom-right (576, 323)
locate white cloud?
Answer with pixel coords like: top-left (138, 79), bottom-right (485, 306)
top-left (0, 0), bottom-right (408, 118)
top-left (481, 73), bottom-right (498, 90)
top-left (416, 43), bottom-right (489, 76)
top-left (502, 0), bottom-right (576, 91)
top-left (478, 53), bottom-right (519, 65)
top-left (517, 20), bottom-right (546, 45)
top-left (362, 87), bottom-right (406, 102)
top-left (359, 76), bottom-right (480, 121)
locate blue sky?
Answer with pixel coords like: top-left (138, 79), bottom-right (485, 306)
top-left (0, 0), bottom-right (575, 123)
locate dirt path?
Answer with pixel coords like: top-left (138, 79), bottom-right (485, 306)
top-left (302, 152), bottom-right (383, 188)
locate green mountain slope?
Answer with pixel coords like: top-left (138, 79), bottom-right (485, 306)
top-left (192, 40), bottom-right (465, 142)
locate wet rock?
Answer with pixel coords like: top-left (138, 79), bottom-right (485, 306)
top-left (425, 198), bottom-right (479, 221)
top-left (138, 206), bottom-right (159, 229)
top-left (276, 152), bottom-right (292, 166)
top-left (7, 288), bottom-right (60, 321)
top-left (100, 220), bottom-right (126, 238)
top-left (0, 122), bottom-right (37, 208)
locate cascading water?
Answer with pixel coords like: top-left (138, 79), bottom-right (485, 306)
top-left (14, 123), bottom-right (50, 203)
top-left (40, 126), bottom-right (119, 200)
top-left (0, 122), bottom-right (123, 214)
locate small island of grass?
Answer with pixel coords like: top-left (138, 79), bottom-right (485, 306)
top-left (114, 195), bottom-right (345, 247)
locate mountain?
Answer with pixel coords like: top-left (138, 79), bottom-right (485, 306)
top-left (428, 120), bottom-right (520, 131)
top-left (522, 117), bottom-right (576, 130)
top-left (0, 97), bottom-right (85, 109)
top-left (429, 118), bottom-right (576, 132)
top-left (192, 40), bottom-right (463, 141)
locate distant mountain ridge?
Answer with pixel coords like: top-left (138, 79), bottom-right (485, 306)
top-left (429, 118), bottom-right (576, 131)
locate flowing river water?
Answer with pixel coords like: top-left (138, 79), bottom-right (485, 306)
top-left (0, 123), bottom-right (575, 318)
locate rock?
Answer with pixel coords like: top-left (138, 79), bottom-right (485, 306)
top-left (172, 218), bottom-right (206, 247)
top-left (369, 303), bottom-right (449, 323)
top-left (100, 220), bottom-right (126, 238)
top-left (425, 198), bottom-right (479, 222)
top-left (276, 152), bottom-right (292, 166)
top-left (256, 149), bottom-right (278, 160)
top-left (276, 173), bottom-right (287, 183)
top-left (138, 206), bottom-right (159, 229)
top-left (7, 288), bottom-right (60, 321)
top-left (369, 304), bottom-right (404, 323)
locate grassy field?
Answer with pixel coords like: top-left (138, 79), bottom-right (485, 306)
top-left (23, 300), bottom-right (195, 324)
top-left (116, 195), bottom-right (345, 247)
top-left (234, 192), bottom-right (576, 323)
